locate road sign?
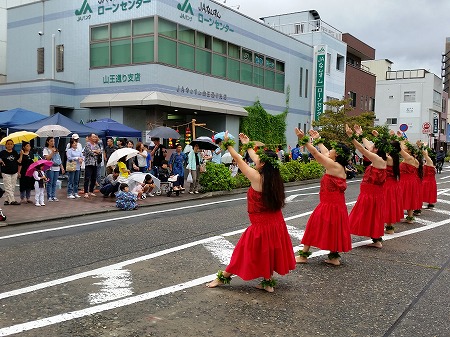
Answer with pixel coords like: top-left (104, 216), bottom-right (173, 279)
top-left (399, 124), bottom-right (408, 132)
top-left (422, 122), bottom-right (431, 134)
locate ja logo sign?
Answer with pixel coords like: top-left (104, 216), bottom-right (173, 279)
top-left (178, 0), bottom-right (194, 15)
top-left (75, 0), bottom-right (93, 16)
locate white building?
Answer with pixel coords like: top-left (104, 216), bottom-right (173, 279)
top-left (261, 10), bottom-right (347, 123)
top-left (0, 2), bottom-right (347, 148)
top-left (368, 64), bottom-right (447, 148)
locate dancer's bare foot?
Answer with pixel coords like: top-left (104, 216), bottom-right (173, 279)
top-left (367, 241), bottom-right (382, 248)
top-left (206, 278), bottom-right (222, 288)
top-left (295, 255), bottom-right (308, 264)
top-left (324, 258), bottom-right (341, 266)
top-left (385, 229), bottom-right (394, 234)
top-left (255, 284), bottom-right (274, 293)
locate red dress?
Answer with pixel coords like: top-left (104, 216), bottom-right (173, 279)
top-left (301, 174), bottom-right (351, 252)
top-left (422, 165), bottom-right (437, 204)
top-left (225, 187), bottom-right (296, 281)
top-left (349, 166), bottom-right (386, 238)
top-left (383, 165), bottom-right (403, 224)
top-left (399, 162), bottom-right (422, 210)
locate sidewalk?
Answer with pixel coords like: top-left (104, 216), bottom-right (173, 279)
top-left (0, 186), bottom-right (213, 227)
top-left (0, 178), bottom-right (319, 227)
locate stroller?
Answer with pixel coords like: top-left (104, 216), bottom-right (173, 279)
top-left (157, 174), bottom-right (180, 197)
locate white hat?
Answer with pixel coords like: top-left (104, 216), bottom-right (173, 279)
top-left (72, 133), bottom-right (80, 139)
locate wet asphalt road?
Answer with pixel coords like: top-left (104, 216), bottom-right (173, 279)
top-left (0, 175), bottom-right (450, 337)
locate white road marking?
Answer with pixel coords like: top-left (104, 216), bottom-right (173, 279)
top-left (436, 198), bottom-right (450, 204)
top-left (285, 192), bottom-right (318, 203)
top-left (202, 237), bottom-right (235, 265)
top-left (88, 269), bottom-right (133, 305)
top-left (0, 274), bottom-right (216, 337)
top-left (286, 225), bottom-right (305, 241)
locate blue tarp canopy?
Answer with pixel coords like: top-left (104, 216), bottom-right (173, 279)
top-left (10, 112), bottom-right (105, 137)
top-left (86, 118), bottom-right (142, 137)
top-left (0, 108), bottom-right (47, 128)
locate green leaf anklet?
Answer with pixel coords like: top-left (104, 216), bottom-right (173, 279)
top-left (216, 270), bottom-right (232, 284)
top-left (297, 250), bottom-right (312, 258)
top-left (260, 278), bottom-right (277, 289)
top-left (327, 252), bottom-right (341, 260)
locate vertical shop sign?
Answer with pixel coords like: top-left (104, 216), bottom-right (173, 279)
top-left (314, 46), bottom-right (326, 120)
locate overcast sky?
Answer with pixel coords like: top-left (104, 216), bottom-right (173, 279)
top-left (227, 0), bottom-right (448, 77)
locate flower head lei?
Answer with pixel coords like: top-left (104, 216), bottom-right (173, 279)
top-left (256, 150), bottom-right (281, 169)
top-left (329, 141), bottom-right (350, 161)
top-left (372, 137), bottom-right (394, 155)
top-left (405, 142), bottom-right (419, 156)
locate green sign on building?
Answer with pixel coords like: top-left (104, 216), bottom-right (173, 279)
top-left (314, 47), bottom-right (326, 121)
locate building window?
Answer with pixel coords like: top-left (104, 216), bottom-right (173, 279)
top-left (336, 54), bottom-right (344, 71)
top-left (326, 53), bottom-right (331, 74)
top-left (369, 97), bottom-right (375, 111)
top-left (299, 67), bottom-right (303, 97)
top-left (349, 91), bottom-right (357, 107)
top-left (56, 44), bottom-right (64, 72)
top-left (37, 47), bottom-right (44, 74)
top-left (404, 91), bottom-right (416, 102)
top-left (386, 118), bottom-right (398, 125)
top-left (433, 90), bottom-right (442, 107)
top-left (89, 16), bottom-right (285, 92)
top-left (305, 69), bottom-right (308, 98)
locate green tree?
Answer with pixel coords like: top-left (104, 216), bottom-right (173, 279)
top-left (312, 98), bottom-right (375, 146)
top-left (241, 100), bottom-right (287, 149)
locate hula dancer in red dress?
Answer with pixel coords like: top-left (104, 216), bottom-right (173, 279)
top-left (206, 132), bottom-right (296, 293)
top-left (398, 137), bottom-right (423, 223)
top-left (383, 139), bottom-right (402, 234)
top-left (295, 128), bottom-right (352, 266)
top-left (346, 125), bottom-right (387, 248)
top-left (421, 144), bottom-right (437, 209)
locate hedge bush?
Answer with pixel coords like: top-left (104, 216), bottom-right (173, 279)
top-left (199, 162), bottom-right (234, 192)
top-left (200, 160), bottom-right (324, 192)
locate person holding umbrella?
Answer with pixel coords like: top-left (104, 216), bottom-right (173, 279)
top-left (149, 137), bottom-right (167, 176)
top-left (43, 137), bottom-right (65, 202)
top-left (18, 141), bottom-right (35, 204)
top-left (32, 162), bottom-right (49, 206)
top-left (0, 139), bottom-right (21, 205)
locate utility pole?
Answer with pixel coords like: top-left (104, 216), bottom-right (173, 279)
top-left (191, 119), bottom-right (206, 139)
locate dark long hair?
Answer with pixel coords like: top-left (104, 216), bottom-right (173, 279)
top-left (390, 141), bottom-right (401, 180)
top-left (260, 150), bottom-right (285, 211)
top-left (45, 136), bottom-right (54, 148)
top-left (334, 143), bottom-right (351, 168)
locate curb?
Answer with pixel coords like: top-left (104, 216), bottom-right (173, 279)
top-left (2, 178), bottom-right (322, 227)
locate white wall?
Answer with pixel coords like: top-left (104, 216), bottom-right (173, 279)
top-left (375, 72), bottom-right (444, 145)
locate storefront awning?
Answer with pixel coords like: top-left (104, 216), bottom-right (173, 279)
top-left (80, 91), bottom-right (247, 116)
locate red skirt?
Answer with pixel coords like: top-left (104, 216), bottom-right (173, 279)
top-left (349, 183), bottom-right (385, 238)
top-left (383, 178), bottom-right (403, 224)
top-left (226, 211), bottom-right (296, 280)
top-left (422, 176), bottom-right (437, 204)
top-left (301, 191), bottom-right (351, 252)
top-left (399, 173), bottom-right (422, 210)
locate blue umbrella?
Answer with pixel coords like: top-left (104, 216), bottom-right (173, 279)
top-left (214, 132), bottom-right (235, 140)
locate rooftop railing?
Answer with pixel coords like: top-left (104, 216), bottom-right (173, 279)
top-left (269, 19), bottom-right (342, 41)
